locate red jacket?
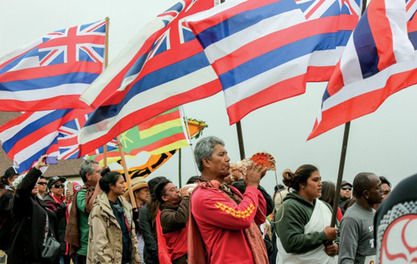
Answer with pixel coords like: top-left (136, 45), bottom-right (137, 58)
top-left (191, 185), bottom-right (266, 264)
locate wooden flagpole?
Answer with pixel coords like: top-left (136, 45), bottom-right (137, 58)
top-left (102, 17), bottom-right (110, 168)
top-left (236, 121), bottom-right (246, 160)
top-left (101, 17), bottom-right (135, 207)
top-left (329, 0), bottom-right (367, 228)
top-left (117, 136), bottom-right (137, 208)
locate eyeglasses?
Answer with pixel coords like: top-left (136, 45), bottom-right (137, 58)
top-left (37, 182), bottom-right (47, 185)
top-left (341, 187), bottom-right (352, 191)
top-left (53, 184), bottom-right (65, 188)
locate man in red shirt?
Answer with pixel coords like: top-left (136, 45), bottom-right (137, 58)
top-left (189, 136), bottom-right (269, 264)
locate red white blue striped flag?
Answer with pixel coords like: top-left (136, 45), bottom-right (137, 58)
top-left (0, 20), bottom-right (105, 111)
top-left (77, 0), bottom-right (221, 157)
top-left (308, 0), bottom-right (417, 139)
top-left (186, 0), bottom-right (360, 124)
top-left (0, 109), bottom-right (117, 174)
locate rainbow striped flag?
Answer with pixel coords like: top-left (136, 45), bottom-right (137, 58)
top-left (88, 107), bottom-right (189, 165)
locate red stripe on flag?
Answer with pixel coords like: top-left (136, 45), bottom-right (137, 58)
top-left (326, 63), bottom-right (345, 96)
top-left (308, 68), bottom-right (417, 140)
top-left (0, 62), bottom-right (103, 82)
top-left (305, 0), bottom-right (326, 20)
top-left (306, 65), bottom-right (336, 82)
top-left (138, 110), bottom-right (181, 131)
top-left (0, 96), bottom-right (91, 112)
top-left (367, 0), bottom-right (396, 71)
top-left (213, 15), bottom-right (357, 75)
top-left (227, 74), bottom-right (306, 124)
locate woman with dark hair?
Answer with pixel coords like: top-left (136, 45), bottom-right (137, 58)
top-left (0, 167), bottom-right (18, 253)
top-left (320, 181), bottom-right (343, 222)
top-left (87, 171), bottom-right (141, 264)
top-left (274, 165), bottom-right (338, 264)
top-left (138, 176), bottom-right (167, 264)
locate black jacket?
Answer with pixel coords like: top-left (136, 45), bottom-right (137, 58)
top-left (0, 189), bottom-right (14, 250)
top-left (231, 179), bottom-right (274, 215)
top-left (138, 205), bottom-right (159, 264)
top-left (8, 168), bottom-right (59, 264)
top-left (44, 194), bottom-right (68, 255)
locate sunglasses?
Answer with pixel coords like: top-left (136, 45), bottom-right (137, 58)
top-left (37, 182), bottom-right (47, 185)
top-left (382, 190), bottom-right (391, 195)
top-left (341, 187), bottom-right (352, 191)
top-left (53, 184), bottom-right (65, 188)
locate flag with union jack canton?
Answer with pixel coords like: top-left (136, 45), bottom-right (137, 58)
top-left (0, 109), bottom-right (118, 174)
top-left (0, 20), bottom-right (106, 111)
top-left (308, 0), bottom-right (417, 139)
top-left (78, 0), bottom-right (221, 157)
top-left (186, 0), bottom-right (360, 124)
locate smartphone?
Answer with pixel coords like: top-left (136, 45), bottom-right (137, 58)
top-left (67, 182), bottom-right (74, 196)
top-left (45, 156), bottom-right (58, 165)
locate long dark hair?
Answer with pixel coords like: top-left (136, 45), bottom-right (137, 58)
top-left (320, 181), bottom-right (336, 206)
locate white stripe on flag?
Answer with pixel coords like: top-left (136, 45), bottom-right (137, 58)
top-left (224, 54), bottom-right (310, 106)
top-left (339, 37), bottom-right (364, 85)
top-left (203, 9), bottom-right (306, 63)
top-left (79, 65), bottom-right (218, 144)
top-left (309, 47), bottom-right (345, 67)
top-left (187, 0), bottom-right (245, 22)
top-left (385, 0), bottom-right (415, 63)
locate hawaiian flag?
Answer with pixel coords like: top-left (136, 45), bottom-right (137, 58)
top-left (0, 20), bottom-right (106, 111)
top-left (308, 0), bottom-right (417, 139)
top-left (186, 0), bottom-right (360, 124)
top-left (78, 0), bottom-right (221, 157)
top-left (0, 109), bottom-right (117, 174)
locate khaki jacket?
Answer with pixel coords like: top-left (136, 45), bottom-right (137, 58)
top-left (87, 192), bottom-right (141, 264)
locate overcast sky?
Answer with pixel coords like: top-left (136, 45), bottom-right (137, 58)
top-left (1, 0), bottom-right (417, 195)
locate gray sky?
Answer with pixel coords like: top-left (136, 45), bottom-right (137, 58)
top-left (1, 0), bottom-right (417, 195)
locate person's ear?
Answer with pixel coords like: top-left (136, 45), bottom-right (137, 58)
top-left (202, 157), bottom-right (211, 168)
top-left (162, 195), bottom-right (169, 202)
top-left (363, 190), bottom-right (369, 199)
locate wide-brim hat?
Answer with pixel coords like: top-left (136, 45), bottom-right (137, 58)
top-left (47, 176), bottom-right (66, 190)
top-left (124, 177), bottom-right (148, 199)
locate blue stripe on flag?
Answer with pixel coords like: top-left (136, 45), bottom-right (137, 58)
top-left (0, 72), bottom-right (100, 91)
top-left (85, 51), bottom-right (211, 125)
top-left (353, 10), bottom-right (380, 78)
top-left (196, 0), bottom-right (299, 48)
top-left (220, 32), bottom-right (341, 90)
top-left (408, 31), bottom-right (417, 50)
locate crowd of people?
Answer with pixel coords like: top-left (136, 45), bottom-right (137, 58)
top-left (0, 135), bottom-right (402, 264)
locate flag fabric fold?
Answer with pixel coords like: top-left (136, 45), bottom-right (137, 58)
top-left (0, 109), bottom-right (118, 174)
top-left (0, 20), bottom-right (106, 111)
top-left (308, 0), bottom-right (417, 139)
top-left (78, 0), bottom-right (221, 157)
top-left (186, 0), bottom-right (360, 124)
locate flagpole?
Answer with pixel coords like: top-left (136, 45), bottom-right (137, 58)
top-left (236, 121), bottom-right (246, 160)
top-left (329, 0), bottom-right (367, 228)
top-left (117, 135), bottom-right (137, 208)
top-left (103, 17), bottom-right (110, 168)
top-left (330, 121), bottom-right (350, 227)
top-left (178, 148), bottom-right (182, 188)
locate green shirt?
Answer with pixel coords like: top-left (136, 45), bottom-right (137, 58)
top-left (76, 189), bottom-right (89, 256)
